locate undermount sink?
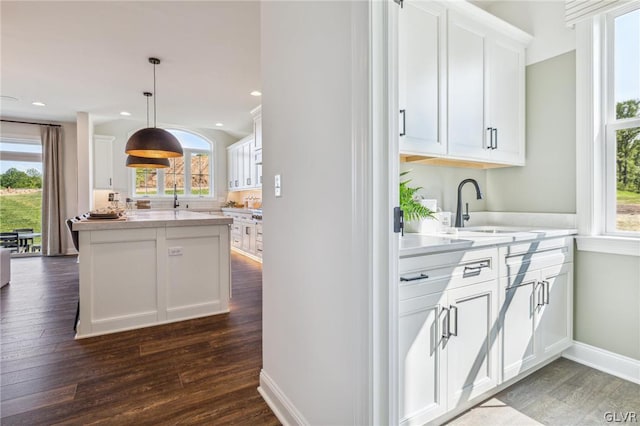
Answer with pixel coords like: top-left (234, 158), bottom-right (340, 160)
top-left (458, 226), bottom-right (535, 234)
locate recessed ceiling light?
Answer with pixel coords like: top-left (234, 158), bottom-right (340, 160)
top-left (32, 101), bottom-right (46, 106)
top-left (250, 91), bottom-right (262, 97)
top-left (120, 111), bottom-right (132, 116)
top-left (0, 95), bottom-right (18, 102)
top-left (215, 123), bottom-right (224, 127)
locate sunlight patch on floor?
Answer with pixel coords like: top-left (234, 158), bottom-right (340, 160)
top-left (448, 398), bottom-right (544, 425)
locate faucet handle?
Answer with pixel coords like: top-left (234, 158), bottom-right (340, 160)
top-left (463, 202), bottom-right (470, 222)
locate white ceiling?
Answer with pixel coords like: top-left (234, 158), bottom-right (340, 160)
top-left (0, 1), bottom-right (261, 136)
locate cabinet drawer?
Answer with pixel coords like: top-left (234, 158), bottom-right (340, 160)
top-left (231, 236), bottom-right (242, 248)
top-left (256, 241), bottom-right (263, 257)
top-left (400, 248), bottom-right (497, 300)
top-left (499, 237), bottom-right (573, 277)
top-left (256, 224), bottom-right (263, 242)
top-left (231, 223), bottom-right (242, 235)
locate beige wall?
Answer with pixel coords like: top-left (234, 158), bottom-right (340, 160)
top-left (399, 163), bottom-right (487, 214)
top-left (574, 251), bottom-right (640, 360)
top-left (486, 51), bottom-right (576, 214)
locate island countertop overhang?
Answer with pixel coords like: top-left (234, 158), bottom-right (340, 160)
top-left (73, 210), bottom-right (232, 231)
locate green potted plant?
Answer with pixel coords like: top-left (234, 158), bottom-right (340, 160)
top-left (400, 170), bottom-right (435, 232)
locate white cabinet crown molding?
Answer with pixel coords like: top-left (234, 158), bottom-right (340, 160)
top-left (444, 1), bottom-right (533, 45)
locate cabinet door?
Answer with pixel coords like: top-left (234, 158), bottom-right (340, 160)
top-left (231, 148), bottom-right (240, 190)
top-left (446, 279), bottom-right (498, 407)
top-left (487, 38), bottom-right (525, 165)
top-left (242, 223), bottom-right (255, 253)
top-left (399, 291), bottom-right (448, 425)
top-left (499, 272), bottom-right (539, 383)
top-left (537, 263), bottom-right (572, 358)
top-left (94, 136), bottom-right (114, 189)
top-left (248, 145), bottom-right (257, 188)
top-left (254, 114), bottom-right (262, 150)
top-left (227, 149), bottom-right (234, 191)
top-left (447, 13), bottom-right (489, 160)
top-left (399, 1), bottom-right (445, 155)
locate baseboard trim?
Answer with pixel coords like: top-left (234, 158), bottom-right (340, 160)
top-left (258, 370), bottom-right (308, 426)
top-left (562, 341), bottom-right (640, 385)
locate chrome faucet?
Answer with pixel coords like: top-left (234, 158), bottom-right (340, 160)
top-left (455, 178), bottom-right (483, 227)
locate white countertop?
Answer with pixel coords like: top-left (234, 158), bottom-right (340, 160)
top-left (400, 226), bottom-right (577, 257)
top-left (221, 207), bottom-right (259, 214)
top-left (73, 210), bottom-right (232, 231)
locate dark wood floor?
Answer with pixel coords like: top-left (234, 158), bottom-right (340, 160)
top-left (1, 253), bottom-right (279, 425)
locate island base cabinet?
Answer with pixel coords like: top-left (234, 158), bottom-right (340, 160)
top-left (77, 225), bottom-right (230, 338)
top-left (399, 279), bottom-right (499, 425)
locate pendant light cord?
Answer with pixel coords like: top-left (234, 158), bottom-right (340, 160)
top-left (146, 94), bottom-right (150, 127)
top-left (153, 62), bottom-right (157, 128)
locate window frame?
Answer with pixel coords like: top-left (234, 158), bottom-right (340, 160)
top-left (575, 2), bottom-right (640, 256)
top-left (604, 4), bottom-right (640, 237)
top-left (130, 129), bottom-right (215, 199)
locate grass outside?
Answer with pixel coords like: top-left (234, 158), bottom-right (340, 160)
top-left (617, 190), bottom-right (640, 232)
top-left (0, 190), bottom-right (42, 247)
top-left (617, 189), bottom-right (640, 204)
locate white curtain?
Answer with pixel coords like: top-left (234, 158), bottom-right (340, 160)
top-left (41, 126), bottom-right (65, 256)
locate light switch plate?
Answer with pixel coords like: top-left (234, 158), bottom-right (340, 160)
top-left (275, 174), bottom-right (282, 197)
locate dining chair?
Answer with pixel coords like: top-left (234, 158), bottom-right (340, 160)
top-left (66, 217), bottom-right (81, 331)
top-left (13, 228), bottom-right (34, 253)
top-left (0, 233), bottom-right (20, 253)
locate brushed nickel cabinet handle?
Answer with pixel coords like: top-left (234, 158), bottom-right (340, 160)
top-left (449, 305), bottom-right (458, 337)
top-left (441, 307), bottom-right (450, 339)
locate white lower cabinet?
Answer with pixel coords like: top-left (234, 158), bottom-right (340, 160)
top-left (400, 279), bottom-right (499, 426)
top-left (499, 263), bottom-right (573, 382)
top-left (222, 210), bottom-right (262, 262)
top-left (446, 280), bottom-right (499, 408)
top-left (400, 237), bottom-right (573, 425)
top-left (399, 290), bottom-right (448, 425)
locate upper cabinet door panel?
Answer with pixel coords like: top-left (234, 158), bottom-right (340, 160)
top-left (399, 1), bottom-right (446, 155)
top-left (487, 38), bottom-right (524, 165)
top-left (447, 14), bottom-right (488, 160)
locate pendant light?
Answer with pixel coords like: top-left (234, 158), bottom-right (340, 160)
top-left (125, 58), bottom-right (183, 159)
top-left (126, 92), bottom-right (171, 168)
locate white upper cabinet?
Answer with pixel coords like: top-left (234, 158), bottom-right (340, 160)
top-left (486, 37), bottom-right (525, 165)
top-left (93, 135), bottom-right (115, 189)
top-left (253, 108), bottom-right (262, 150)
top-left (227, 133), bottom-right (260, 192)
top-left (447, 13), bottom-right (487, 160)
top-left (400, 1), bottom-right (530, 167)
top-left (399, 1), bottom-right (446, 156)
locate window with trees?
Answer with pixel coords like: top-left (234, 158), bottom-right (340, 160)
top-left (607, 5), bottom-right (640, 233)
top-left (134, 129), bottom-right (213, 198)
top-left (0, 138), bottom-right (43, 251)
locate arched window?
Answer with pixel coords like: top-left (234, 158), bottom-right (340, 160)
top-left (133, 129), bottom-right (214, 198)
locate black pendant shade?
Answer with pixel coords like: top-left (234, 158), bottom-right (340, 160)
top-left (125, 127), bottom-right (183, 158)
top-left (124, 57), bottom-right (183, 159)
top-left (125, 154), bottom-right (171, 168)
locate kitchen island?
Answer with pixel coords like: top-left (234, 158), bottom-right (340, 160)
top-left (73, 210), bottom-right (232, 339)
